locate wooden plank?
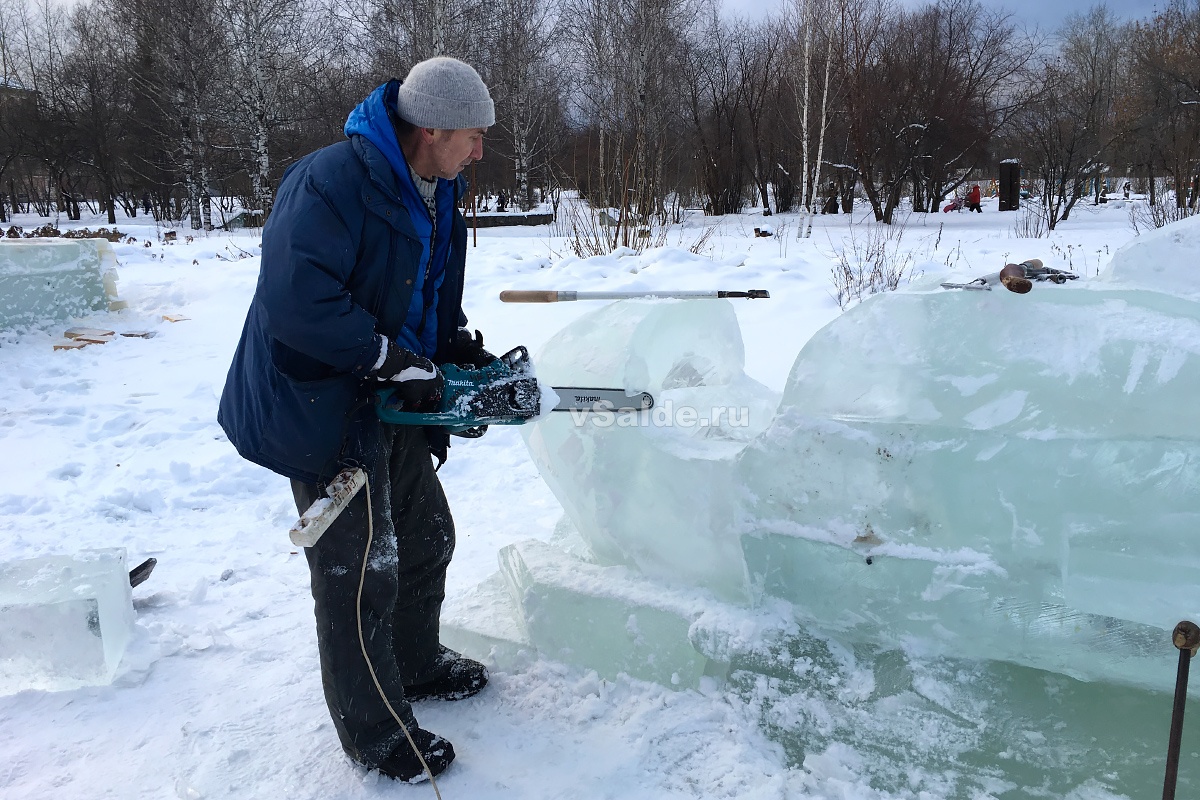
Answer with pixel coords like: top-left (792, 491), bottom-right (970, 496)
top-left (162, 314), bottom-right (190, 323)
top-left (64, 326), bottom-right (115, 339)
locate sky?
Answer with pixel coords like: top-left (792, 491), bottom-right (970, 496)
top-left (723, 0), bottom-right (1154, 33)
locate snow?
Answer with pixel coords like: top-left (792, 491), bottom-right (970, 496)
top-left (0, 196), bottom-right (1173, 798)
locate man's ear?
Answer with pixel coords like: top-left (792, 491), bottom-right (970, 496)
top-left (420, 127), bottom-right (438, 144)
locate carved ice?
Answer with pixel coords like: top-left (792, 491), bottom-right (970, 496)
top-left (510, 216), bottom-right (1200, 692)
top-left (442, 217), bottom-right (1200, 794)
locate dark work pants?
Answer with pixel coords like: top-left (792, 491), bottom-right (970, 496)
top-left (291, 424), bottom-right (455, 768)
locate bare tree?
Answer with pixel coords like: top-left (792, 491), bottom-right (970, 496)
top-left (6, 0), bottom-right (89, 219)
top-left (827, 0), bottom-right (894, 221)
top-left (1008, 7), bottom-right (1125, 229)
top-left (733, 20), bottom-right (783, 214)
top-left (560, 0), bottom-right (701, 230)
top-left (678, 5), bottom-right (748, 215)
top-left (58, 2), bottom-right (134, 224)
top-left (1127, 0), bottom-right (1200, 208)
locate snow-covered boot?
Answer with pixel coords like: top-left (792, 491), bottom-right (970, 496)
top-left (377, 727), bottom-right (455, 782)
top-left (404, 646), bottom-right (489, 701)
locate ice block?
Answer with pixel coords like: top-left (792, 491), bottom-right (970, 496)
top-left (0, 238), bottom-right (122, 329)
top-left (0, 548), bottom-right (136, 694)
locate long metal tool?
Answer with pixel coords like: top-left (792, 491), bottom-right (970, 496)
top-left (500, 289), bottom-right (770, 303)
top-left (1164, 620), bottom-right (1200, 800)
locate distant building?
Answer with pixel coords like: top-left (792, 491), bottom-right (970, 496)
top-left (0, 76), bottom-right (36, 104)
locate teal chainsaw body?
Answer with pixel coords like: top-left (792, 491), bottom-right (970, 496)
top-left (374, 346), bottom-right (654, 432)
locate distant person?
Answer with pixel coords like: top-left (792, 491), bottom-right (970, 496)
top-left (496, 191), bottom-right (508, 212)
top-left (821, 183), bottom-right (838, 214)
top-left (967, 184), bottom-right (982, 213)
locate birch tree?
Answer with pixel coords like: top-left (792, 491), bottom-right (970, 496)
top-left (483, 0), bottom-right (558, 209)
top-left (218, 0), bottom-right (309, 217)
top-left (108, 0), bottom-right (227, 227)
top-left (785, 0), bottom-right (835, 235)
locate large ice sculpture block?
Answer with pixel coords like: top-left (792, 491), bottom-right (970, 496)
top-left (739, 270), bottom-right (1200, 689)
top-left (0, 238), bottom-right (121, 329)
top-left (522, 299), bottom-right (778, 600)
top-left (0, 549), bottom-right (135, 693)
top-left (519, 220), bottom-right (1200, 694)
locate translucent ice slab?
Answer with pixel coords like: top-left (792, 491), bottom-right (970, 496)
top-left (0, 238), bottom-right (121, 329)
top-left (739, 276), bottom-right (1200, 690)
top-left (0, 549), bottom-right (135, 694)
top-left (519, 220), bottom-right (1200, 692)
top-left (523, 299), bottom-right (779, 600)
top-left (499, 539), bottom-right (715, 688)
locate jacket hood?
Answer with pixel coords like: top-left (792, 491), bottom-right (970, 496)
top-left (344, 80), bottom-right (467, 201)
top-left (344, 81), bottom-right (411, 189)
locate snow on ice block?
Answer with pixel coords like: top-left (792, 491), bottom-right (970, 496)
top-left (0, 238), bottom-right (122, 330)
top-left (0, 549), bottom-right (135, 694)
top-left (522, 299), bottom-right (778, 601)
top-left (498, 539), bottom-right (714, 689)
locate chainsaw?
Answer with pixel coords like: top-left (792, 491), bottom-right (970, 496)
top-left (373, 345), bottom-right (654, 433)
top-left (291, 347), bottom-right (654, 547)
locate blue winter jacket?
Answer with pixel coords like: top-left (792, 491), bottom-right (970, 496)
top-left (217, 81), bottom-right (468, 484)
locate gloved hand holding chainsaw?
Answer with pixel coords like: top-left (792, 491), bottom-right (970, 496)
top-left (373, 340), bottom-right (444, 411)
top-left (447, 327), bottom-right (497, 369)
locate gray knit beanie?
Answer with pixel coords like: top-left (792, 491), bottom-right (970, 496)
top-left (395, 57), bottom-right (495, 129)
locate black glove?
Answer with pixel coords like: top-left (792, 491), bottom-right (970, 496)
top-left (448, 328), bottom-right (497, 369)
top-left (374, 342), bottom-right (444, 410)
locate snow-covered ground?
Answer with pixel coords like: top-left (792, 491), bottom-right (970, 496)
top-left (0, 197), bottom-right (1159, 798)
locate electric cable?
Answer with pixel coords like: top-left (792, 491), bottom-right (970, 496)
top-left (356, 474), bottom-right (443, 797)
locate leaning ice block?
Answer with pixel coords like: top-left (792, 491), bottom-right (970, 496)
top-left (0, 549), bottom-right (135, 694)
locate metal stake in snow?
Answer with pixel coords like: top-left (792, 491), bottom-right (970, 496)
top-left (1163, 620), bottom-right (1200, 800)
top-left (499, 289), bottom-right (770, 303)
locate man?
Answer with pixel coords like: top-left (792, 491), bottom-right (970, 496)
top-left (218, 57), bottom-right (497, 783)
